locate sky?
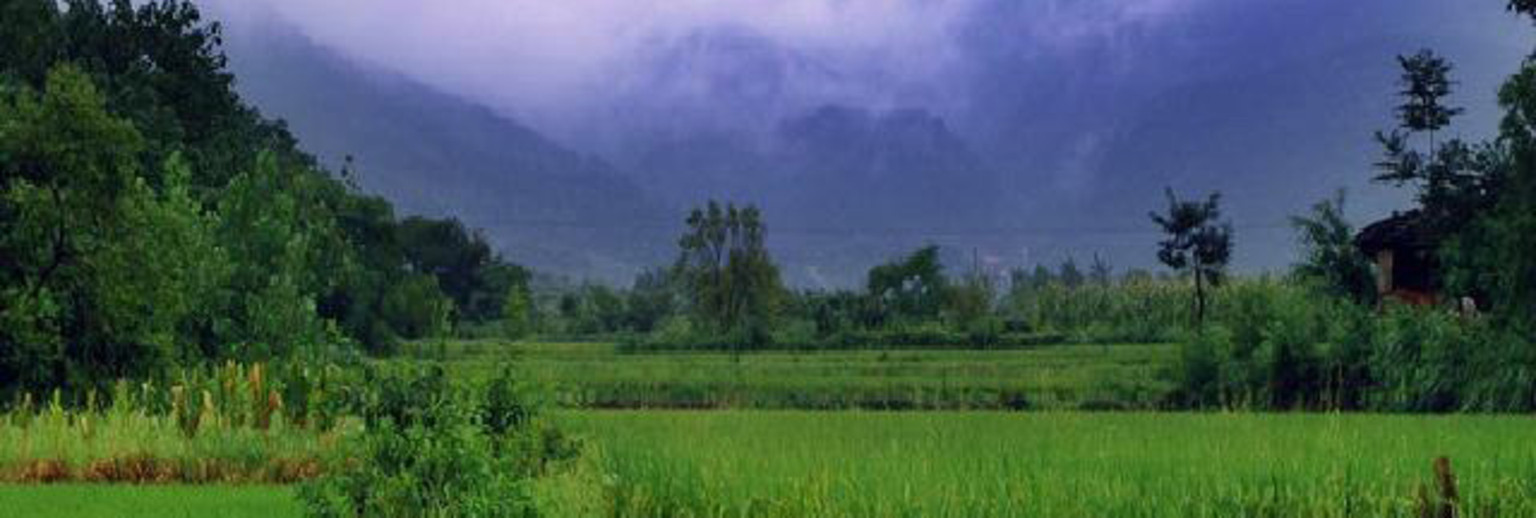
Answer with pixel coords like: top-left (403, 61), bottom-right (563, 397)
top-left (205, 0), bottom-right (1531, 165)
top-left (199, 0), bottom-right (1535, 281)
top-left (206, 0), bottom-right (1237, 139)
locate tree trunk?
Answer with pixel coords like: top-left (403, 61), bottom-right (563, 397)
top-left (1194, 268), bottom-right (1206, 330)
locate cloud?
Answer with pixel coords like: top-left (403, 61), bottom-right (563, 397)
top-left (206, 1), bottom-right (983, 128)
top-left (201, 0), bottom-right (1218, 137)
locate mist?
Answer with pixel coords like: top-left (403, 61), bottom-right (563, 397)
top-left (200, 0), bottom-right (1533, 283)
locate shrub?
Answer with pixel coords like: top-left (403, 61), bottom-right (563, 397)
top-left (1168, 326), bottom-right (1227, 408)
top-left (300, 364), bottom-right (576, 518)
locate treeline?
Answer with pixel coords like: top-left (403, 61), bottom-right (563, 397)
top-left (0, 0), bottom-right (526, 399)
top-left (525, 215), bottom-right (1195, 351)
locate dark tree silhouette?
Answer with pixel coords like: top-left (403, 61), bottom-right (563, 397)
top-left (1150, 188), bottom-right (1232, 328)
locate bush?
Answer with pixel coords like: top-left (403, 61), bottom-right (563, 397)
top-left (1166, 285), bottom-right (1536, 413)
top-left (1168, 326), bottom-right (1228, 408)
top-left (300, 364), bottom-right (576, 518)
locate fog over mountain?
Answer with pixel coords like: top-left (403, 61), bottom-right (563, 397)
top-left (202, 0), bottom-right (1532, 287)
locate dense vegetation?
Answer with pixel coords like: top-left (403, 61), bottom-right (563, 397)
top-left (0, 0), bottom-right (528, 401)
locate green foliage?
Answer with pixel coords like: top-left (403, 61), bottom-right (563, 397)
top-left (300, 364), bottom-right (575, 518)
top-left (0, 65), bottom-right (206, 395)
top-left (1289, 191), bottom-right (1377, 305)
top-left (674, 201), bottom-right (783, 349)
top-left (0, 0), bottom-right (535, 400)
top-left (1008, 274), bottom-right (1193, 344)
top-left (1461, 32), bottom-right (1536, 330)
top-left (380, 274), bottom-right (453, 342)
top-left (501, 283), bottom-right (533, 341)
top-left (867, 245), bottom-right (949, 324)
top-left (1371, 47), bottom-right (1509, 310)
top-left (210, 151), bottom-right (346, 359)
top-left (1167, 284), bottom-right (1536, 412)
top-left (395, 216), bottom-right (524, 324)
top-left (945, 271), bottom-right (995, 330)
top-left (1149, 188), bottom-right (1233, 327)
top-left (622, 267), bottom-right (678, 334)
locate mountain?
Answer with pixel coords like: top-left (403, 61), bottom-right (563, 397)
top-left (220, 19), bottom-right (673, 281)
top-left (209, 0), bottom-right (1532, 286)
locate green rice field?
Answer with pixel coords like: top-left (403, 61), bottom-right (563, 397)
top-left (430, 340), bottom-right (1176, 410)
top-left (560, 411), bottom-right (1536, 517)
top-left (8, 345), bottom-right (1535, 517)
top-left (0, 485), bottom-right (301, 518)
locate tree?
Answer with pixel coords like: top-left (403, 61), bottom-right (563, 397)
top-left (379, 274), bottom-right (452, 341)
top-left (1289, 191), bottom-right (1377, 305)
top-left (212, 151), bottom-right (345, 359)
top-left (1459, 3), bottom-right (1536, 328)
top-left (1149, 188), bottom-right (1232, 328)
top-left (1089, 253), bottom-right (1114, 287)
top-left (675, 201), bottom-right (783, 347)
top-left (396, 217), bottom-right (492, 319)
top-left (1393, 50), bottom-right (1464, 140)
top-left (0, 66), bottom-right (220, 394)
top-left (1058, 257), bottom-right (1085, 289)
top-left (867, 245), bottom-right (948, 323)
top-left (1373, 49), bottom-right (1501, 239)
top-left (500, 282), bottom-right (532, 341)
top-left (947, 271), bottom-right (995, 331)
top-left (625, 267), bottom-right (678, 333)
top-left (0, 0), bottom-right (62, 84)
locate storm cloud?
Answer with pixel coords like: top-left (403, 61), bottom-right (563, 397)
top-left (200, 0), bottom-right (1534, 279)
top-left (202, 0), bottom-right (1227, 140)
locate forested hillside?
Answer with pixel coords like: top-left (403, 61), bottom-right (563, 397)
top-left (0, 0), bottom-right (526, 397)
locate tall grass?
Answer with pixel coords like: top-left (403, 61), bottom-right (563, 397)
top-left (0, 363), bottom-right (356, 484)
top-left (1012, 276), bottom-right (1305, 344)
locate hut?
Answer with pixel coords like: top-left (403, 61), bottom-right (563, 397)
top-left (1354, 210), bottom-right (1439, 306)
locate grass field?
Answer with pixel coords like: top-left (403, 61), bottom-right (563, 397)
top-left (5, 408), bottom-right (1533, 517)
top-left (8, 344), bottom-right (1533, 517)
top-left (561, 411), bottom-right (1536, 517)
top-left (0, 485), bottom-right (301, 517)
top-left (422, 340), bottom-right (1176, 410)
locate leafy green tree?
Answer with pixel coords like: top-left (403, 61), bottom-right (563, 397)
top-left (1150, 188), bottom-right (1233, 328)
top-left (584, 284), bottom-right (626, 333)
top-left (675, 201), bottom-right (783, 348)
top-left (867, 245), bottom-right (948, 324)
top-left (211, 151), bottom-right (344, 359)
top-left (0, 66), bottom-right (218, 394)
top-left (1289, 191), bottom-right (1377, 305)
top-left (396, 216), bottom-right (512, 322)
top-left (379, 274), bottom-right (452, 341)
top-left (1456, 2), bottom-right (1536, 329)
top-left (946, 271), bottom-right (995, 331)
top-left (625, 267), bottom-right (678, 333)
top-left (0, 0), bottom-right (539, 379)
